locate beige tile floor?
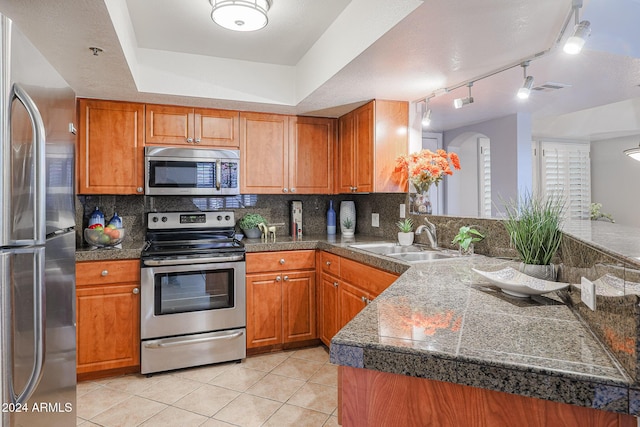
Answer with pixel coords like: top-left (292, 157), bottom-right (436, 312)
top-left (77, 345), bottom-right (339, 427)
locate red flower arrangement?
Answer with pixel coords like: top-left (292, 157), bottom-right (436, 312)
top-left (395, 149), bottom-right (461, 192)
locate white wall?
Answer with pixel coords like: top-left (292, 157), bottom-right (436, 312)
top-left (443, 113), bottom-right (532, 216)
top-left (591, 135), bottom-right (640, 227)
top-left (446, 133), bottom-right (480, 216)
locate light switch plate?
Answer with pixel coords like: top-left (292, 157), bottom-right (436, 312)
top-left (581, 277), bottom-right (596, 311)
top-left (371, 213), bottom-right (379, 227)
top-left (399, 204), bottom-right (406, 218)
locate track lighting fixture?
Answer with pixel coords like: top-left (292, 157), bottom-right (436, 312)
top-left (624, 143), bottom-right (640, 161)
top-left (563, 0), bottom-right (590, 54)
top-left (453, 83), bottom-right (474, 109)
top-left (422, 102), bottom-right (432, 127)
top-left (517, 62), bottom-right (534, 100)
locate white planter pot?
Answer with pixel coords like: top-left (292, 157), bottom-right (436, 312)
top-left (397, 232), bottom-right (414, 246)
top-left (519, 262), bottom-right (557, 281)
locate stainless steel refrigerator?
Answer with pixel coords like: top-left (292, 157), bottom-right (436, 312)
top-left (0, 14), bottom-right (76, 427)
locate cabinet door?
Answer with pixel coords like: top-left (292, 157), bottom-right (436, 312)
top-left (194, 108), bottom-right (240, 147)
top-left (77, 99), bottom-right (144, 194)
top-left (246, 273), bottom-right (282, 348)
top-left (76, 282), bottom-right (140, 374)
top-left (145, 104), bottom-right (194, 145)
top-left (353, 102), bottom-right (374, 193)
top-left (338, 281), bottom-right (369, 330)
top-left (337, 112), bottom-right (355, 193)
top-left (282, 271), bottom-right (316, 343)
top-left (289, 117), bottom-right (335, 194)
top-left (240, 112), bottom-right (289, 194)
top-left (319, 274), bottom-right (340, 346)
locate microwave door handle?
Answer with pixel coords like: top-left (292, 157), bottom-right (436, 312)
top-left (10, 84), bottom-right (47, 245)
top-left (216, 159), bottom-right (221, 190)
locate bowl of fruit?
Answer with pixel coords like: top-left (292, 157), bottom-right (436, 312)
top-left (84, 224), bottom-right (125, 248)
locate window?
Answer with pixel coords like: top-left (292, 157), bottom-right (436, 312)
top-left (533, 141), bottom-right (590, 220)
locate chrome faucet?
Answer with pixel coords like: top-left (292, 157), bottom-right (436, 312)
top-left (415, 217), bottom-right (438, 249)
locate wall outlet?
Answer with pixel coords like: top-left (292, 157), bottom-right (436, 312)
top-left (399, 204), bottom-right (406, 218)
top-left (371, 213), bottom-right (379, 227)
top-left (581, 277), bottom-right (596, 311)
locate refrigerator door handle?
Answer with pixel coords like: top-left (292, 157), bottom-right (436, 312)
top-left (9, 84), bottom-right (46, 245)
top-left (9, 248), bottom-right (46, 405)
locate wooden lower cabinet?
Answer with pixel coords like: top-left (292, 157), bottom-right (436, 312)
top-left (339, 366), bottom-right (636, 427)
top-left (76, 260), bottom-right (140, 379)
top-left (246, 251), bottom-right (316, 349)
top-left (318, 252), bottom-right (399, 346)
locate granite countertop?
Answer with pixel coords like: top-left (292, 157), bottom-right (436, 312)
top-left (329, 255), bottom-right (635, 415)
top-left (74, 232), bottom-right (636, 413)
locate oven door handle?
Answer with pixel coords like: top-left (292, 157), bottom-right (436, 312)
top-left (143, 330), bottom-right (244, 349)
top-left (143, 254), bottom-right (245, 266)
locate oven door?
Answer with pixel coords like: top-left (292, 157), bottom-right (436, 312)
top-left (140, 259), bottom-right (246, 340)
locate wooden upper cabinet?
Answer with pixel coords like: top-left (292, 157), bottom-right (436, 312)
top-left (241, 113), bottom-right (336, 194)
top-left (240, 112), bottom-right (289, 194)
top-left (145, 104), bottom-right (240, 148)
top-left (77, 99), bottom-right (144, 195)
top-left (337, 100), bottom-right (409, 193)
top-left (289, 116), bottom-right (335, 194)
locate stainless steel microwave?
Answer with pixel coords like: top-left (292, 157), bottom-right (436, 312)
top-left (145, 146), bottom-right (240, 196)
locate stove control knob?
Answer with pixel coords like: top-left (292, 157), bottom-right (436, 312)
top-left (217, 215), bottom-right (223, 221)
top-left (152, 217), bottom-right (159, 222)
top-left (161, 216), bottom-right (168, 222)
top-left (225, 215), bottom-right (231, 221)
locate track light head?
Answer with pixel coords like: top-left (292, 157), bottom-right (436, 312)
top-left (517, 76), bottom-right (534, 99)
top-left (453, 83), bottom-right (474, 109)
top-left (564, 20), bottom-right (591, 54)
top-left (422, 108), bottom-right (432, 127)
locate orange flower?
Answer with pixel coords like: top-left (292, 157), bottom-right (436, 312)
top-left (395, 149), bottom-right (462, 191)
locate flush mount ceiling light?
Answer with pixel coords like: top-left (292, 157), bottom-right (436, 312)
top-left (517, 62), bottom-right (534, 100)
top-left (453, 83), bottom-right (474, 109)
top-left (209, 0), bottom-right (272, 32)
top-left (563, 0), bottom-right (590, 54)
top-left (624, 143), bottom-right (640, 161)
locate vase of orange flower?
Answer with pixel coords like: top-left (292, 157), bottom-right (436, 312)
top-left (395, 149), bottom-right (461, 214)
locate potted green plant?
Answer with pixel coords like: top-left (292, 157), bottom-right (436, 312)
top-left (396, 218), bottom-right (414, 246)
top-left (238, 213), bottom-right (267, 239)
top-left (502, 192), bottom-right (564, 280)
top-left (341, 217), bottom-right (354, 238)
top-left (451, 225), bottom-right (484, 255)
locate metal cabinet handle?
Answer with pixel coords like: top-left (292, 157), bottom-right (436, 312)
top-left (283, 275), bottom-right (289, 281)
top-left (333, 282), bottom-right (338, 288)
top-left (133, 288), bottom-right (139, 294)
top-left (290, 188), bottom-right (296, 193)
top-left (136, 187), bottom-right (143, 193)
top-left (361, 296), bottom-right (367, 302)
top-left (283, 188), bottom-right (288, 193)
top-left (279, 259), bottom-right (285, 265)
top-left (276, 276), bottom-right (281, 282)
top-left (326, 261), bottom-right (331, 266)
top-left (186, 137), bottom-right (193, 143)
top-left (195, 138), bottom-right (201, 144)
top-left (101, 270), bottom-right (108, 276)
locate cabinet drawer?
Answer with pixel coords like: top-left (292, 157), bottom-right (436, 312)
top-left (76, 259), bottom-right (140, 286)
top-left (340, 257), bottom-right (398, 297)
top-left (246, 250), bottom-right (315, 273)
top-left (320, 252), bottom-right (341, 276)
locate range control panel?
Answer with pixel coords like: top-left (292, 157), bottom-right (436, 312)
top-left (147, 211), bottom-right (235, 230)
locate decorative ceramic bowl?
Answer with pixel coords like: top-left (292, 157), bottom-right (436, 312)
top-left (84, 227), bottom-right (125, 248)
top-left (472, 267), bottom-right (569, 298)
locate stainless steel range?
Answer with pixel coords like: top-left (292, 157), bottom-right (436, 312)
top-left (140, 211), bottom-right (246, 375)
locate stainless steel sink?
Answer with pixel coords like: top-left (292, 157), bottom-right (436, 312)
top-left (385, 251), bottom-right (452, 262)
top-left (349, 242), bottom-right (452, 263)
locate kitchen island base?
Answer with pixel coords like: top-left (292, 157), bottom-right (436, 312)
top-left (338, 366), bottom-right (636, 427)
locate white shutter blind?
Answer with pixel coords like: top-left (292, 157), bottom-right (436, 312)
top-left (478, 137), bottom-right (492, 217)
top-left (534, 141), bottom-right (590, 220)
